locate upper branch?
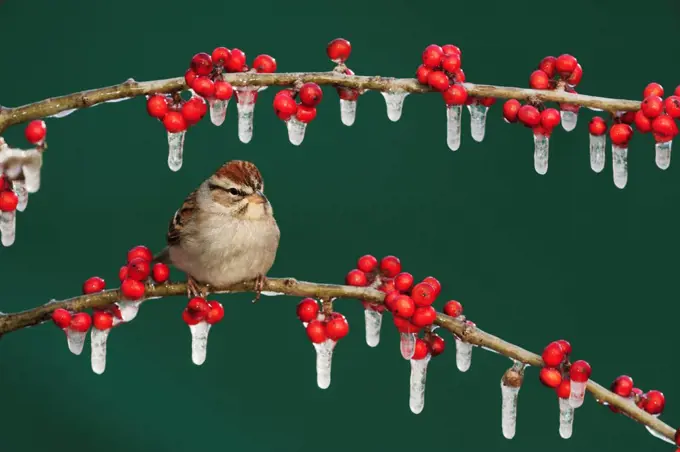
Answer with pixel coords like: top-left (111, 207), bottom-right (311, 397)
top-left (0, 277), bottom-right (673, 442)
top-left (0, 72), bottom-right (641, 133)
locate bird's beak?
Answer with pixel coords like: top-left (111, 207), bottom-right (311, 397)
top-left (246, 190), bottom-right (268, 204)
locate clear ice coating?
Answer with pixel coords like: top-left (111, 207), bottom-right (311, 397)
top-left (446, 105), bottom-right (463, 151)
top-left (467, 104), bottom-right (489, 142)
top-left (189, 321), bottom-right (212, 366)
top-left (0, 145), bottom-right (43, 193)
top-left (236, 88), bottom-right (257, 143)
top-left (569, 380), bottom-right (587, 408)
top-left (409, 354), bottom-right (431, 414)
top-left (90, 328), bottom-right (111, 375)
top-left (655, 140), bottom-right (672, 170)
top-left (364, 309), bottom-right (383, 348)
top-left (0, 210), bottom-right (16, 247)
top-left (49, 108), bottom-right (77, 118)
top-left (313, 338), bottom-right (337, 389)
top-left (455, 337), bottom-right (473, 372)
top-left (560, 110), bottom-right (578, 132)
top-left (208, 98), bottom-right (229, 126)
top-left (13, 180), bottom-right (28, 212)
top-left (340, 99), bottom-right (357, 126)
top-left (167, 131), bottom-right (186, 172)
top-left (286, 118), bottom-right (307, 146)
top-left (533, 133), bottom-right (550, 175)
top-left (400, 332), bottom-right (416, 360)
top-left (589, 134), bottom-right (606, 173)
top-left (645, 416), bottom-right (675, 445)
top-left (381, 91), bottom-right (408, 122)
top-left (559, 398), bottom-right (575, 439)
top-left (612, 144), bottom-right (628, 189)
top-left (116, 301), bottom-right (141, 322)
top-left (501, 383), bottom-right (520, 439)
top-left (66, 328), bottom-right (87, 355)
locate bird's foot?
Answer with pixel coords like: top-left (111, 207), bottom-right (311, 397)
top-left (187, 276), bottom-right (209, 299)
top-left (252, 274), bottom-right (267, 303)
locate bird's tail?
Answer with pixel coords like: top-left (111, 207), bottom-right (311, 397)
top-left (151, 246), bottom-right (172, 265)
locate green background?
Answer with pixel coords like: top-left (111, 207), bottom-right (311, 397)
top-left (1, 1), bottom-right (679, 451)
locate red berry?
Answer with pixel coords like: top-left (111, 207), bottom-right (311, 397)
top-left (643, 82), bottom-right (664, 99)
top-left (416, 65), bottom-right (432, 84)
top-left (422, 44), bottom-right (444, 69)
top-left (429, 334), bottom-right (446, 356)
top-left (441, 44), bottom-right (461, 56)
top-left (326, 38), bottom-right (351, 63)
top-left (25, 120), bottom-right (47, 144)
top-left (610, 375), bottom-right (634, 398)
top-left (225, 48), bottom-right (246, 72)
top-left (676, 428), bottom-right (680, 447)
top-left (298, 83), bottom-right (323, 107)
top-left (296, 105), bottom-right (317, 123)
top-left (184, 69), bottom-right (198, 88)
top-left (392, 315), bottom-right (421, 334)
top-left (326, 314), bottom-right (349, 341)
top-left (518, 105), bottom-right (541, 127)
top-left (540, 108), bottom-right (561, 130)
top-left (146, 95), bottom-right (169, 119)
top-left (538, 56), bottom-right (557, 78)
top-left (542, 342), bottom-right (565, 368)
top-left (631, 387), bottom-right (645, 409)
top-left (454, 68), bottom-right (466, 83)
top-left (70, 312), bottom-right (92, 333)
top-left (664, 96), bottom-right (680, 119)
top-left (393, 295), bottom-right (416, 318)
top-left (569, 360), bottom-right (592, 383)
top-left (345, 269), bottom-right (367, 286)
top-left (211, 47), bottom-right (231, 66)
top-left (0, 191), bottom-right (18, 212)
top-left (619, 111), bottom-right (636, 125)
top-left (568, 64), bottom-right (583, 85)
top-left (297, 298), bottom-right (319, 323)
top-left (539, 367), bottom-right (562, 388)
top-left (411, 282), bottom-right (436, 306)
top-left (152, 263), bottom-right (170, 283)
top-left (192, 76), bottom-right (215, 98)
top-left (118, 265), bottom-right (128, 282)
top-left (652, 114), bottom-right (679, 138)
top-left (609, 123), bottom-right (633, 145)
top-left (379, 279), bottom-right (397, 294)
top-left (93, 311), bottom-right (113, 330)
top-left (190, 52), bottom-right (213, 76)
top-left (411, 306), bottom-right (437, 327)
top-left (253, 54), bottom-right (276, 73)
top-left (503, 99), bottom-right (521, 123)
top-left (443, 300), bottom-right (463, 317)
top-left (412, 339), bottom-right (430, 360)
top-left (441, 54), bottom-right (461, 74)
top-left (206, 301), bottom-right (225, 324)
top-left (644, 390), bottom-right (665, 415)
top-left (556, 340), bottom-right (572, 355)
top-left (529, 70), bottom-right (550, 90)
top-left (589, 116), bottom-right (607, 136)
top-left (127, 258), bottom-right (151, 281)
top-left (442, 84), bottom-right (468, 105)
top-left (182, 309), bottom-right (201, 326)
top-left (394, 272), bottom-right (414, 292)
top-left (641, 95), bottom-right (664, 119)
top-left (162, 112), bottom-right (187, 133)
top-left (427, 71), bottom-right (450, 92)
top-left (214, 81), bottom-right (234, 101)
top-left (421, 277), bottom-right (441, 297)
top-left (556, 378), bottom-right (571, 399)
top-left (362, 300), bottom-right (386, 313)
top-left (480, 97), bottom-right (496, 107)
top-left (555, 54), bottom-right (578, 77)
top-left (380, 256), bottom-right (401, 277)
top-left (187, 297), bottom-right (210, 317)
top-left (273, 92), bottom-right (298, 121)
top-left (384, 291), bottom-right (400, 311)
top-left (337, 87), bottom-right (359, 101)
top-left (181, 97), bottom-right (207, 125)
top-left (52, 308), bottom-right (72, 329)
top-left (306, 320), bottom-right (327, 343)
top-left (634, 110), bottom-right (652, 133)
top-left (357, 255), bottom-right (378, 273)
top-left (121, 279), bottom-right (145, 300)
top-left (82, 276), bottom-right (105, 294)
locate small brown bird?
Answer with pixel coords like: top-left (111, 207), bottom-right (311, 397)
top-left (154, 160), bottom-right (280, 298)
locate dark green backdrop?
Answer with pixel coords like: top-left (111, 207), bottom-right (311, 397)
top-left (1, 1), bottom-right (679, 451)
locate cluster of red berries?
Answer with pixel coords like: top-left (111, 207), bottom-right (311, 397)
top-left (633, 82), bottom-right (680, 144)
top-left (117, 245), bottom-right (170, 300)
top-left (181, 297), bottom-right (224, 326)
top-left (273, 83), bottom-right (322, 123)
top-left (416, 44), bottom-right (468, 106)
top-left (146, 91), bottom-right (209, 134)
top-left (326, 38), bottom-right (359, 103)
top-left (296, 298), bottom-right (349, 343)
top-left (529, 54), bottom-right (583, 90)
top-left (538, 340), bottom-right (591, 394)
top-left (606, 374), bottom-right (665, 416)
top-left (503, 99), bottom-right (561, 137)
top-left (52, 308), bottom-right (92, 335)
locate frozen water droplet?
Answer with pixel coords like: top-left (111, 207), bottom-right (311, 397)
top-left (501, 382), bottom-right (520, 439)
top-left (533, 133), bottom-right (550, 175)
top-left (313, 338), bottom-right (336, 389)
top-left (400, 332), bottom-right (416, 360)
top-left (467, 104), bottom-right (489, 142)
top-left (569, 380), bottom-right (587, 408)
top-left (286, 117), bottom-right (307, 146)
top-left (189, 321), bottom-right (212, 366)
top-left (90, 328), bottom-right (111, 375)
top-left (66, 327), bottom-right (87, 355)
top-left (236, 88), bottom-right (257, 143)
top-left (116, 301), bottom-right (141, 322)
top-left (0, 210), bottom-right (16, 247)
top-left (105, 97), bottom-right (132, 103)
top-left (13, 180), bottom-right (28, 212)
top-left (208, 98), bottom-right (229, 126)
top-left (381, 91), bottom-right (408, 122)
top-left (364, 309), bottom-right (382, 348)
top-left (455, 337), bottom-right (472, 372)
top-left (340, 99), bottom-right (357, 126)
top-left (446, 105), bottom-right (463, 151)
top-left (655, 140), bottom-right (672, 170)
top-left (167, 131), bottom-right (186, 172)
top-left (560, 110), bottom-right (578, 132)
top-left (589, 134), bottom-right (606, 173)
top-left (587, 107), bottom-right (605, 112)
top-left (49, 109), bottom-right (77, 118)
top-left (22, 152), bottom-right (42, 193)
top-left (260, 291), bottom-right (284, 296)
top-left (612, 144), bottom-right (628, 189)
top-left (645, 416), bottom-right (675, 445)
top-left (559, 398), bottom-right (574, 439)
top-left (409, 354), bottom-right (431, 414)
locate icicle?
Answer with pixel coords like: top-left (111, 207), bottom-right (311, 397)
top-left (569, 380), bottom-right (587, 408)
top-left (409, 353), bottom-right (431, 414)
top-left (645, 416), bottom-right (675, 445)
top-left (189, 321), bottom-right (212, 366)
top-left (446, 105), bottom-right (463, 151)
top-left (560, 111), bottom-right (578, 132)
top-left (90, 328), bottom-right (111, 375)
top-left (313, 338), bottom-right (336, 389)
top-left (208, 98), bottom-right (229, 127)
top-left (0, 210), bottom-right (16, 247)
top-left (13, 180), bottom-right (28, 212)
top-left (533, 133), bottom-right (550, 175)
top-left (500, 362), bottom-right (525, 439)
top-left (467, 104), bottom-right (489, 142)
top-left (655, 140), bottom-right (672, 170)
top-left (381, 91), bottom-right (408, 122)
top-left (455, 337), bottom-right (473, 372)
top-left (49, 109), bottom-right (77, 118)
top-left (22, 151), bottom-right (42, 193)
top-left (340, 99), bottom-right (357, 126)
top-left (612, 144), bottom-right (628, 189)
top-left (236, 88), bottom-right (257, 143)
top-left (167, 131), bottom-right (186, 172)
top-left (116, 301), bottom-right (141, 322)
top-left (364, 308), bottom-right (382, 348)
top-left (286, 117), bottom-right (307, 146)
top-left (559, 398), bottom-right (575, 439)
top-left (66, 327), bottom-right (87, 355)
top-left (589, 134), bottom-right (606, 173)
top-left (400, 332), bottom-right (416, 360)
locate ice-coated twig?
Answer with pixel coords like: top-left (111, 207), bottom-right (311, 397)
top-left (340, 99), bottom-right (357, 126)
top-left (90, 327), bottom-right (111, 375)
top-left (589, 134), bottom-right (606, 173)
top-left (189, 321), bottom-right (212, 366)
top-left (208, 98), bottom-right (229, 127)
top-left (500, 361), bottom-right (525, 439)
top-left (446, 105), bottom-right (463, 151)
top-left (400, 332), bottom-right (416, 360)
top-left (559, 397), bottom-right (575, 439)
top-left (313, 338), bottom-right (336, 389)
top-left (655, 140), bottom-right (672, 170)
top-left (560, 110), bottom-right (578, 132)
top-left (364, 308), bottom-right (382, 348)
top-left (167, 131), bottom-right (186, 172)
top-left (569, 380), bottom-right (587, 408)
top-left (467, 104), bottom-right (489, 142)
top-left (646, 416), bottom-right (675, 445)
top-left (236, 87), bottom-right (257, 143)
top-left (455, 336), bottom-right (473, 372)
top-left (116, 301), bottom-right (141, 322)
top-left (612, 143), bottom-right (628, 189)
top-left (12, 180), bottom-right (28, 212)
top-left (381, 91), bottom-right (408, 122)
top-left (409, 353), bottom-right (431, 414)
top-left (286, 117), bottom-right (307, 146)
top-left (65, 327), bottom-right (87, 355)
top-left (533, 133), bottom-right (550, 175)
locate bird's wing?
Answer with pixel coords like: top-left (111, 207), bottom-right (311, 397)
top-left (167, 189), bottom-right (198, 247)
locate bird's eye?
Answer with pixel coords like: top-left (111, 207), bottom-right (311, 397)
top-left (227, 188), bottom-right (241, 195)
